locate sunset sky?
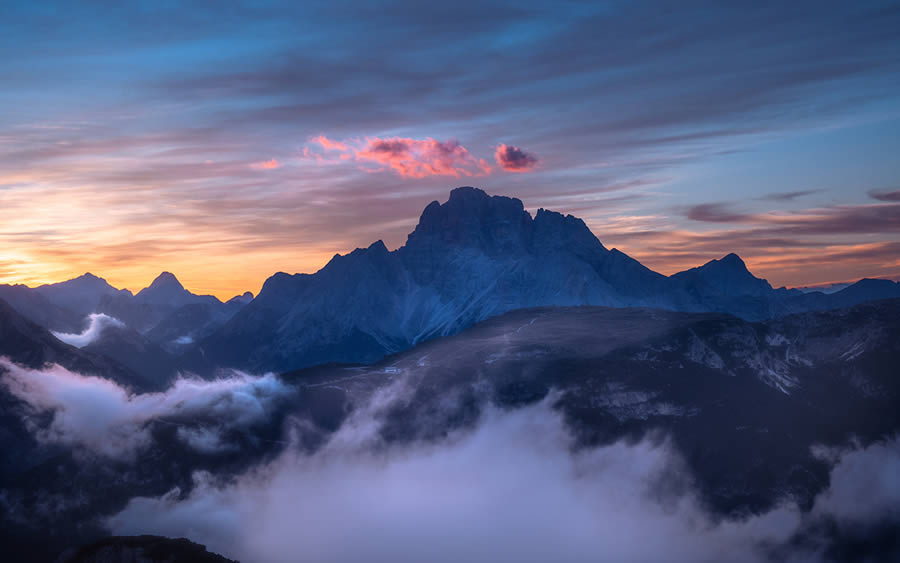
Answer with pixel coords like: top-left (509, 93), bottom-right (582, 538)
top-left (2, 1), bottom-right (899, 300)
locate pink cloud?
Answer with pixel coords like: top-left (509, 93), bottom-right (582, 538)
top-left (250, 159), bottom-right (281, 170)
top-left (307, 136), bottom-right (492, 178)
top-left (310, 135), bottom-right (348, 151)
top-left (495, 144), bottom-right (538, 172)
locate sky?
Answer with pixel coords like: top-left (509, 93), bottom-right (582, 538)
top-left (1, 0), bottom-right (899, 299)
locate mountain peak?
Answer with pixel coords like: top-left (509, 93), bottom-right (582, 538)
top-left (148, 271), bottom-right (184, 290)
top-left (41, 271), bottom-right (111, 288)
top-left (718, 253), bottom-right (746, 268)
top-left (672, 253), bottom-right (772, 296)
top-left (226, 291), bottom-right (254, 305)
top-left (447, 185), bottom-right (490, 202)
top-left (368, 239), bottom-right (389, 253)
top-left (33, 271), bottom-right (128, 315)
top-left (405, 187), bottom-right (531, 255)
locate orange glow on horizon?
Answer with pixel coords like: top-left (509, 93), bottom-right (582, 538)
top-left (4, 234), bottom-right (898, 302)
top-left (0, 248), bottom-right (340, 302)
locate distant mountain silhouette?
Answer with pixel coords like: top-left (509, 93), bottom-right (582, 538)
top-left (183, 187), bottom-right (900, 375)
top-left (0, 283), bottom-right (83, 332)
top-left (2, 272), bottom-right (253, 356)
top-left (226, 291), bottom-right (254, 306)
top-left (35, 272), bottom-right (131, 316)
top-left (0, 298), bottom-right (146, 390)
top-left (97, 272), bottom-right (227, 333)
top-left (671, 253), bottom-right (773, 297)
top-left (134, 272), bottom-right (218, 308)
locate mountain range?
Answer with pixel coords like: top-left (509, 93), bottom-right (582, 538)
top-left (2, 186), bottom-right (899, 380)
top-left (1, 186), bottom-right (898, 561)
top-left (185, 187), bottom-right (900, 375)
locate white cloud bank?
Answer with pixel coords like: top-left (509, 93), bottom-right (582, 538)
top-left (2, 359), bottom-right (897, 562)
top-left (106, 395), bottom-right (900, 563)
top-left (51, 313), bottom-right (124, 348)
top-left (0, 358), bottom-right (293, 458)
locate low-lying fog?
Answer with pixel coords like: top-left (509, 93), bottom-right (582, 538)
top-left (1, 358), bottom-right (898, 562)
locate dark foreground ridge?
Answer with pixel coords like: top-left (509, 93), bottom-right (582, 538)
top-left (0, 298), bottom-right (898, 561)
top-left (57, 535), bottom-right (237, 563)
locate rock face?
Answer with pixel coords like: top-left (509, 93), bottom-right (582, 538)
top-left (187, 187), bottom-right (900, 375)
top-left (57, 535), bottom-right (237, 563)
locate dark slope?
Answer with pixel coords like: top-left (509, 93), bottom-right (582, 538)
top-left (59, 535), bottom-right (237, 563)
top-left (1, 298), bottom-right (897, 561)
top-left (0, 298), bottom-right (144, 388)
top-left (82, 325), bottom-right (177, 386)
top-left (0, 283), bottom-right (82, 332)
top-left (146, 299), bottom-right (249, 352)
top-left (0, 298), bottom-right (157, 482)
top-left (282, 298), bottom-right (900, 515)
top-left (0, 297), bottom-right (156, 555)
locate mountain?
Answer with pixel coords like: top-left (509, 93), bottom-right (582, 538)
top-left (2, 273), bottom-right (252, 356)
top-left (185, 187), bottom-right (684, 374)
top-left (282, 298), bottom-right (900, 515)
top-left (0, 296), bottom-right (152, 515)
top-left (2, 298), bottom-right (897, 561)
top-left (5, 188), bottom-right (896, 378)
top-left (134, 272), bottom-right (219, 308)
top-left (185, 187), bottom-right (899, 375)
top-left (827, 277), bottom-right (900, 308)
top-left (82, 324), bottom-right (177, 386)
top-left (97, 273), bottom-right (224, 333)
top-left (0, 298), bottom-right (141, 388)
top-left (146, 298), bottom-right (251, 351)
top-left (0, 283), bottom-right (82, 332)
top-left (671, 253), bottom-right (773, 297)
top-left (35, 273), bottom-right (132, 316)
